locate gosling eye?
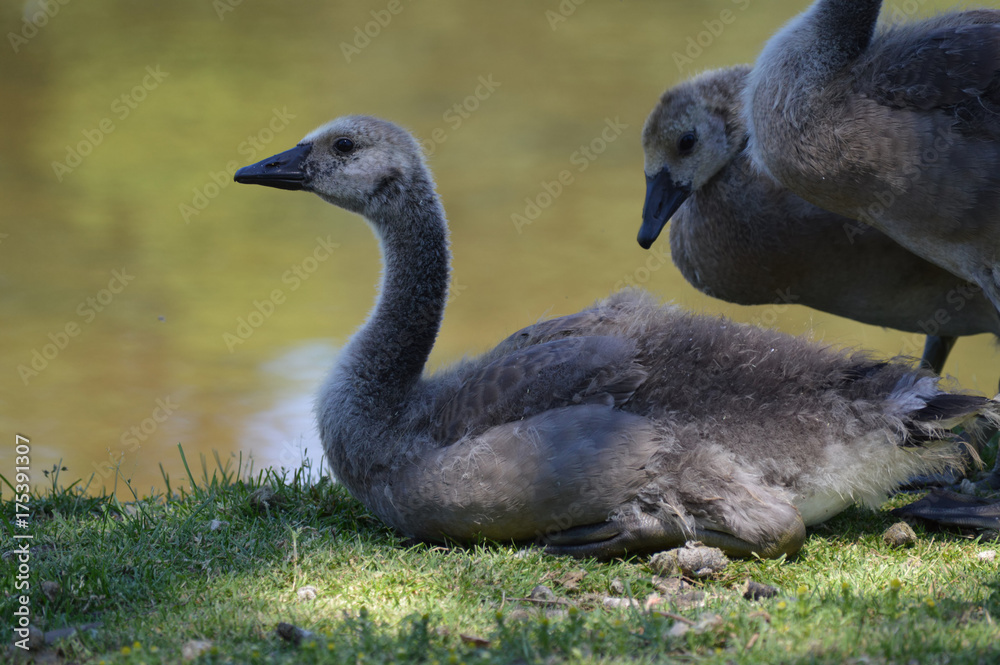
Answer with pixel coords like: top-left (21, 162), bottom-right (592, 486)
top-left (333, 137), bottom-right (355, 154)
top-left (677, 132), bottom-right (697, 155)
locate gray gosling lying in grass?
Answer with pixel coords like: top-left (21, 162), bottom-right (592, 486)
top-left (640, 65), bottom-right (1000, 377)
top-left (235, 115), bottom-right (999, 559)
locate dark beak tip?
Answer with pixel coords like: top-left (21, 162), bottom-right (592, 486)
top-left (636, 232), bottom-right (655, 250)
top-left (638, 167), bottom-right (690, 250)
top-left (234, 144), bottom-right (311, 191)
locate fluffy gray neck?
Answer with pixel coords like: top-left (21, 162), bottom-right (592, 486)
top-left (318, 168), bottom-right (449, 493)
top-left (346, 176), bottom-right (450, 413)
top-left (743, 0), bottom-right (881, 165)
top-left (807, 0), bottom-right (881, 70)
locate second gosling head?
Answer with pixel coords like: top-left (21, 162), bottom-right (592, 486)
top-left (639, 66), bottom-right (750, 248)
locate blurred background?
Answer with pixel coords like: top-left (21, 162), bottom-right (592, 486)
top-left (2, 0), bottom-right (995, 498)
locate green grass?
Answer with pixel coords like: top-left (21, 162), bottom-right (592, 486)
top-left (3, 448), bottom-right (1000, 664)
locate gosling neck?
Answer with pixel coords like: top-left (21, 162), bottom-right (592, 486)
top-left (716, 67), bottom-right (752, 155)
top-left (346, 173), bottom-right (451, 413)
top-left (807, 0), bottom-right (881, 69)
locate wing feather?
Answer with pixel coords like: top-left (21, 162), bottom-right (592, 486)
top-left (857, 19), bottom-right (1000, 118)
top-left (431, 336), bottom-right (646, 444)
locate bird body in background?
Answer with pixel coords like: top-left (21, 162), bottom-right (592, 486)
top-left (639, 65), bottom-right (1000, 375)
top-left (744, 2), bottom-right (1000, 318)
top-left (744, 0), bottom-right (1000, 493)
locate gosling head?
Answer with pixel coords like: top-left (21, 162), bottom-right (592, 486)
top-left (235, 115), bottom-right (428, 218)
top-left (638, 66), bottom-right (750, 249)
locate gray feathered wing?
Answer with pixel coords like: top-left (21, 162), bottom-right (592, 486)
top-left (858, 15), bottom-right (1000, 117)
top-left (429, 334), bottom-right (647, 444)
top-left (389, 314), bottom-right (659, 543)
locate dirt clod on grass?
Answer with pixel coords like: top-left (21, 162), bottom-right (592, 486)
top-left (275, 622), bottom-right (314, 645)
top-left (529, 585), bottom-right (556, 601)
top-left (41, 580), bottom-right (61, 602)
top-left (648, 542), bottom-right (729, 578)
top-left (883, 521), bottom-right (917, 547)
top-left (743, 579), bottom-right (779, 601)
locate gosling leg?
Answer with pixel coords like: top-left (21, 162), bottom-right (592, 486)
top-left (919, 335), bottom-right (956, 374)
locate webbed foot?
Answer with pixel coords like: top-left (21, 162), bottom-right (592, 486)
top-left (892, 488), bottom-right (1000, 530)
top-left (542, 509), bottom-right (805, 560)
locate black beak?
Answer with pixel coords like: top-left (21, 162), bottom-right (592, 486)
top-left (638, 167), bottom-right (691, 249)
top-left (234, 144), bottom-right (312, 191)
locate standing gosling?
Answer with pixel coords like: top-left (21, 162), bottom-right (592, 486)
top-left (744, 3), bottom-right (1000, 317)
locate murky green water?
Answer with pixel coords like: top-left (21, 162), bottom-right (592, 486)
top-left (2, 0), bottom-right (995, 496)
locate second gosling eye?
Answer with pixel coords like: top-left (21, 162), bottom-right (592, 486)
top-left (334, 137), bottom-right (355, 153)
top-left (677, 132), bottom-right (697, 154)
